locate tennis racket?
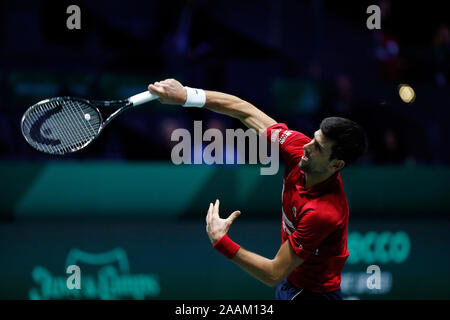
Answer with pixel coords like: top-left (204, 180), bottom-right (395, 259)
top-left (21, 91), bottom-right (159, 155)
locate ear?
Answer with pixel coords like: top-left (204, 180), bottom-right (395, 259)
top-left (330, 159), bottom-right (345, 172)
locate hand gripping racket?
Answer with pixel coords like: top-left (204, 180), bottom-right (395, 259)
top-left (21, 91), bottom-right (159, 155)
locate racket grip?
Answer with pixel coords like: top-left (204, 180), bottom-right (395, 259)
top-left (129, 91), bottom-right (159, 106)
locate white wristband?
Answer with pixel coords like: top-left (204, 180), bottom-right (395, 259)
top-left (183, 86), bottom-right (206, 108)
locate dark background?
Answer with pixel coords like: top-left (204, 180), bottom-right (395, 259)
top-left (0, 0), bottom-right (449, 300)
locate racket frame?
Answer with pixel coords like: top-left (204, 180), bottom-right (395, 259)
top-left (21, 97), bottom-right (131, 155)
top-left (21, 90), bottom-right (158, 155)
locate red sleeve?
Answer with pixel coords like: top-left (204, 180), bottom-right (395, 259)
top-left (265, 123), bottom-right (311, 174)
top-left (288, 209), bottom-right (337, 260)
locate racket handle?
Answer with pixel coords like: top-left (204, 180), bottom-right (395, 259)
top-left (129, 91), bottom-right (159, 106)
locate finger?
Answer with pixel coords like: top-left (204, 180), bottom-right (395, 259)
top-left (209, 202), bottom-right (213, 217)
top-left (206, 203), bottom-right (211, 221)
top-left (213, 199), bottom-right (220, 217)
top-left (148, 85), bottom-right (160, 96)
top-left (227, 210), bottom-right (241, 224)
top-left (149, 83), bottom-right (161, 90)
top-left (206, 203), bottom-right (213, 224)
top-left (148, 84), bottom-right (165, 95)
top-left (208, 202), bottom-right (213, 214)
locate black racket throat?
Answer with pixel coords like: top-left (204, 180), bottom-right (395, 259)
top-left (92, 98), bottom-right (134, 127)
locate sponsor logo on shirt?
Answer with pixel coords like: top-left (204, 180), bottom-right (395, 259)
top-left (279, 131), bottom-right (293, 144)
top-left (271, 129), bottom-right (292, 144)
top-left (271, 129), bottom-right (282, 142)
top-left (282, 207), bottom-right (295, 235)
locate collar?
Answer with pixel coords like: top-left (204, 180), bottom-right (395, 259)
top-left (296, 171), bottom-right (340, 197)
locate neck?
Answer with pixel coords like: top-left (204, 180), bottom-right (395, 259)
top-left (304, 171), bottom-right (335, 189)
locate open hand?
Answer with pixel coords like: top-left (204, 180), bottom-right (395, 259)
top-left (206, 199), bottom-right (241, 245)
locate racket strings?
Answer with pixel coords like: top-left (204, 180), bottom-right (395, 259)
top-left (55, 100), bottom-right (101, 150)
top-left (45, 102), bottom-right (82, 151)
top-left (23, 102), bottom-right (67, 154)
top-left (60, 100), bottom-right (97, 145)
top-left (68, 99), bottom-right (97, 137)
top-left (46, 102), bottom-right (92, 153)
top-left (22, 98), bottom-right (102, 154)
top-left (26, 101), bottom-right (89, 145)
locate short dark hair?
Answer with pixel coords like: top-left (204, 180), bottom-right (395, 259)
top-left (320, 117), bottom-right (367, 166)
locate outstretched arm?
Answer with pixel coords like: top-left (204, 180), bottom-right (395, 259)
top-left (206, 200), bottom-right (304, 287)
top-left (148, 79), bottom-right (277, 132)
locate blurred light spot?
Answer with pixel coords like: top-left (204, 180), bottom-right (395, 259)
top-left (398, 84), bottom-right (415, 103)
top-left (386, 40), bottom-right (399, 55)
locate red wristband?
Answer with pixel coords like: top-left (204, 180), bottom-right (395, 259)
top-left (213, 234), bottom-right (241, 259)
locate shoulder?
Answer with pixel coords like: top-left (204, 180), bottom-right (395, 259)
top-left (266, 123), bottom-right (311, 145)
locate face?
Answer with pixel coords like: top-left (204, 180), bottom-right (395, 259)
top-left (299, 130), bottom-right (344, 175)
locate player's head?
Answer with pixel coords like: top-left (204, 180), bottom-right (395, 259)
top-left (299, 117), bottom-right (367, 175)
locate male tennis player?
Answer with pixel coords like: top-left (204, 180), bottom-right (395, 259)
top-left (149, 79), bottom-right (367, 300)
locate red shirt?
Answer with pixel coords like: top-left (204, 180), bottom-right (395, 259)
top-left (266, 123), bottom-right (349, 293)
